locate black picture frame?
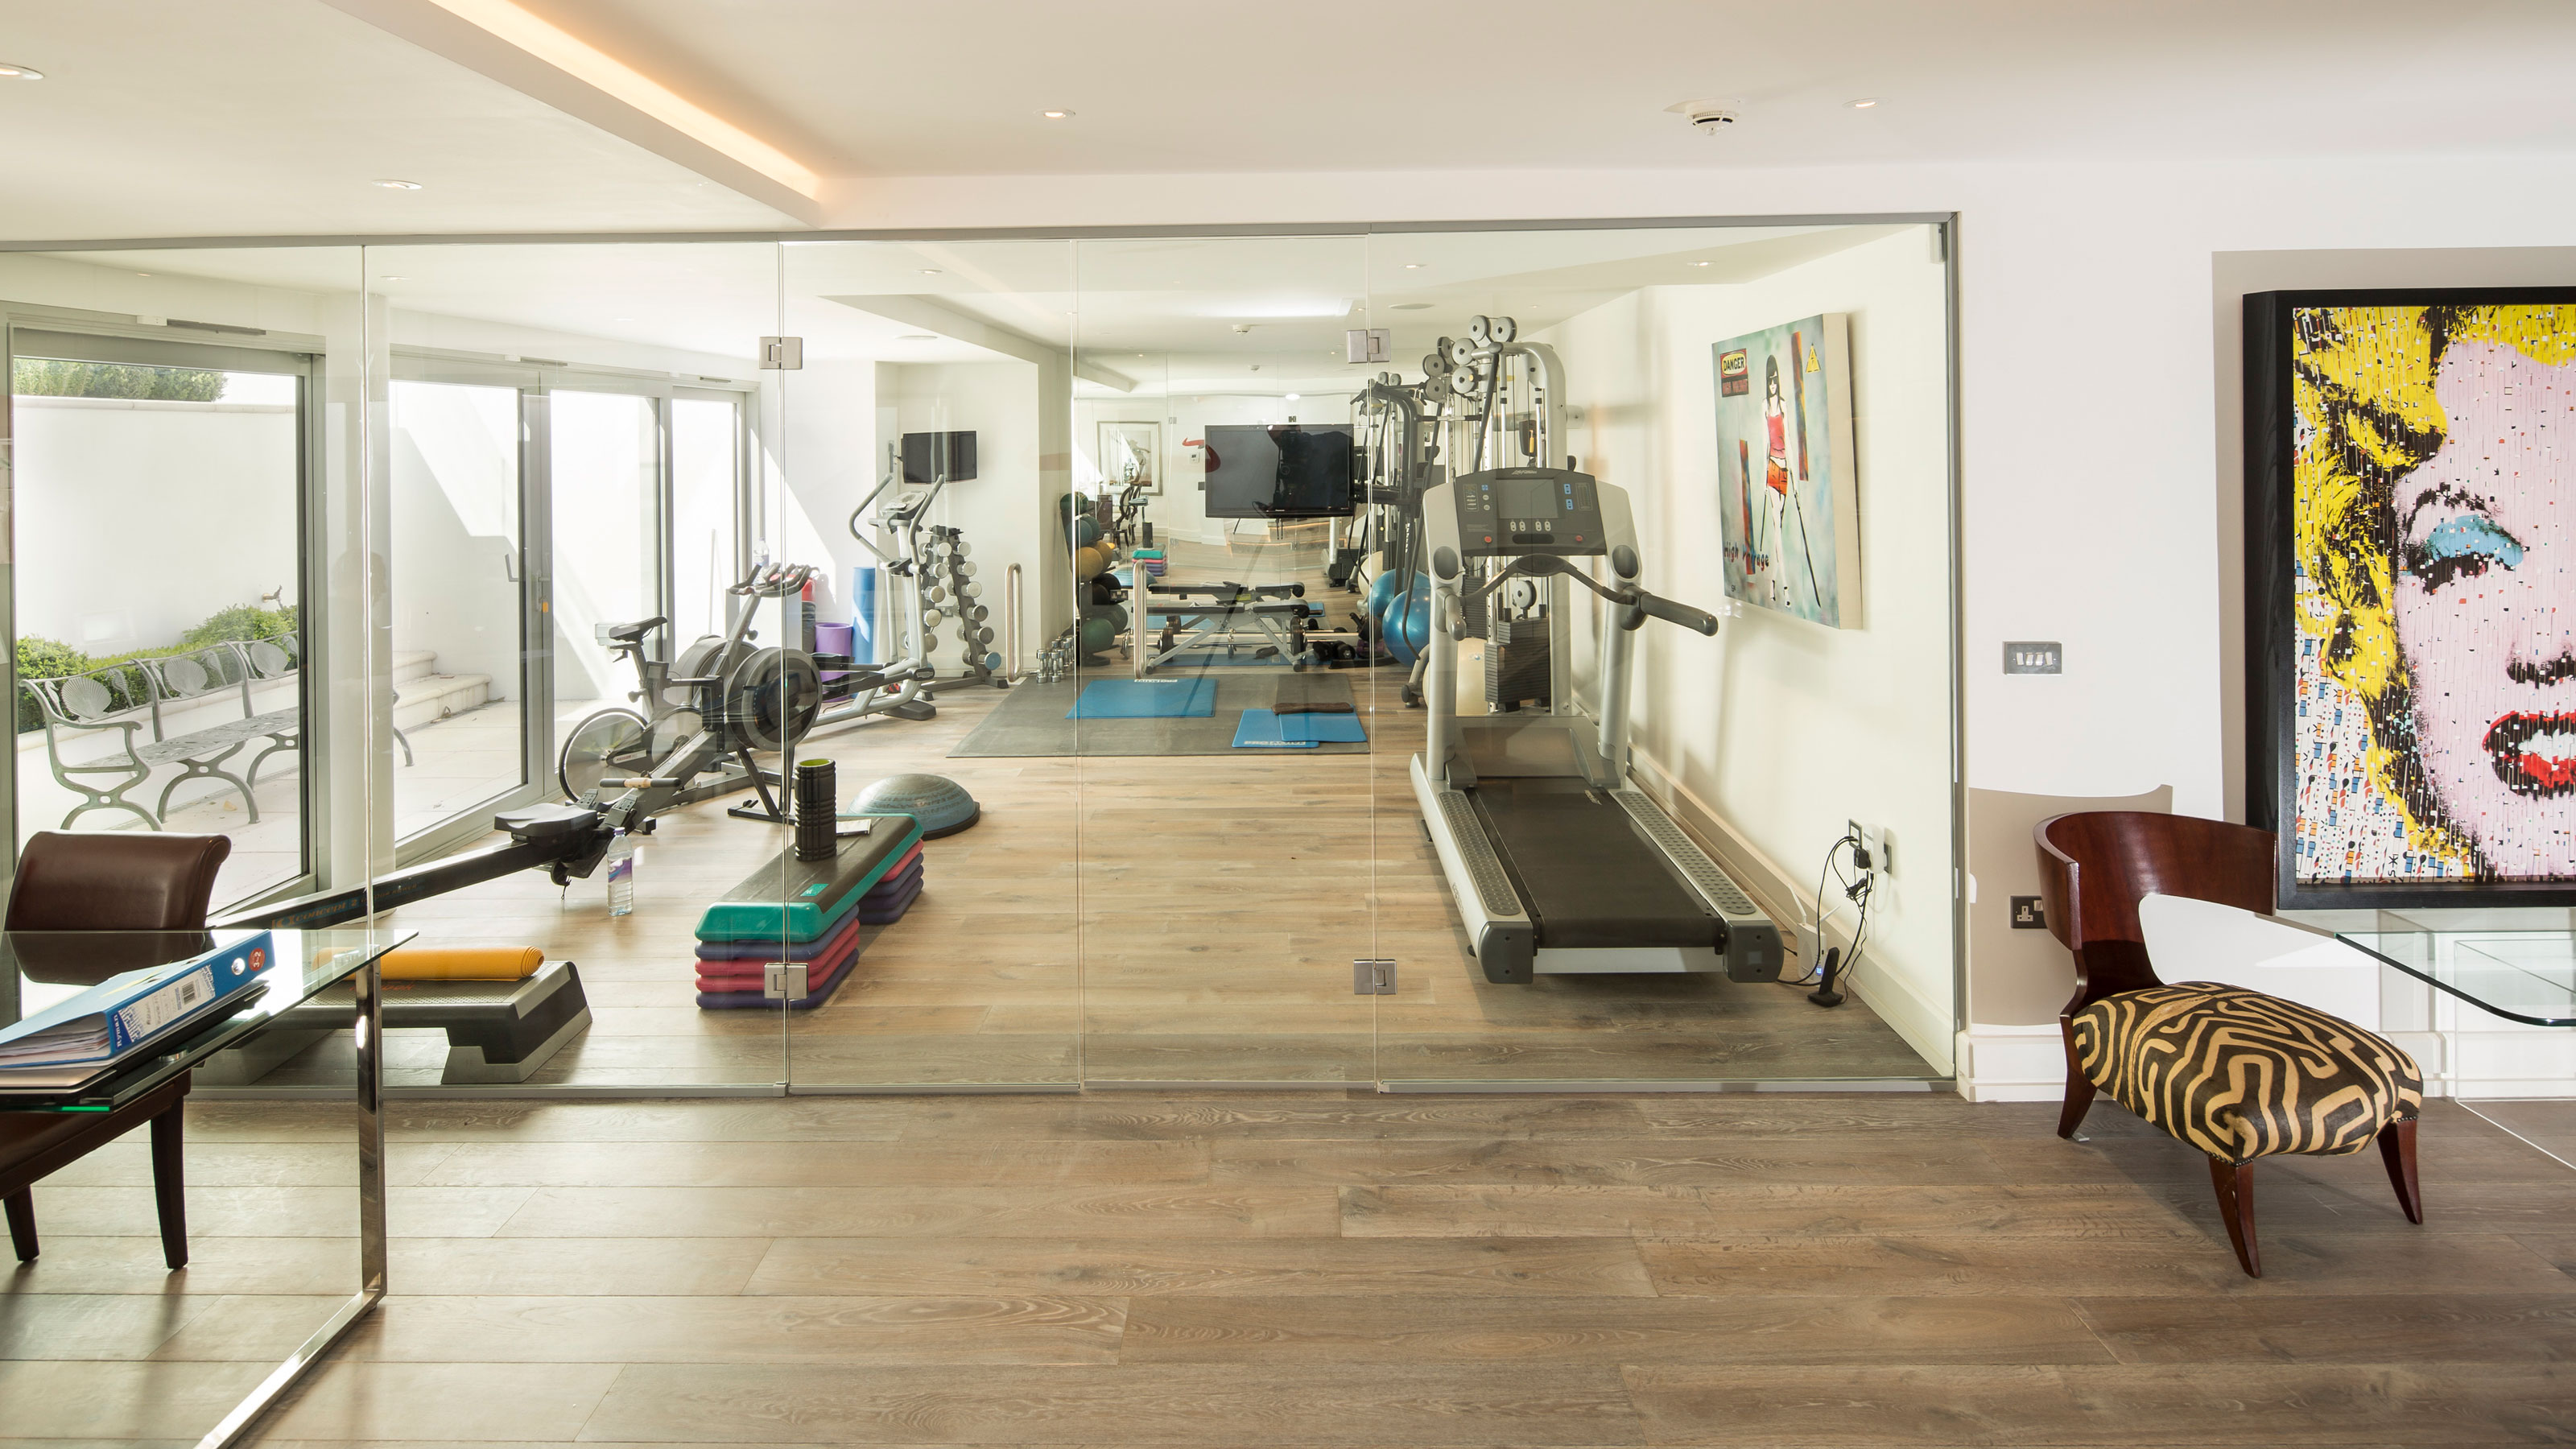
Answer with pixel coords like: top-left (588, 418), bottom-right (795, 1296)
top-left (2244, 287), bottom-right (2576, 909)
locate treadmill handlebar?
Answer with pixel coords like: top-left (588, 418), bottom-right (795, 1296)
top-left (1466, 555), bottom-right (1719, 637)
top-left (1631, 591), bottom-right (1719, 636)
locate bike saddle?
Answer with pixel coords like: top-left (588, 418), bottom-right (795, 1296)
top-left (605, 617), bottom-right (667, 643)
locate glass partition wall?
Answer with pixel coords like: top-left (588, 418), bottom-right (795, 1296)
top-left (1, 221), bottom-right (1962, 1095)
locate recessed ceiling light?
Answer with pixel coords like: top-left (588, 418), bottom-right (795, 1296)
top-left (920, 268), bottom-right (942, 275)
top-left (1846, 97), bottom-right (1879, 109)
top-left (378, 275), bottom-right (405, 281)
top-left (1688, 261), bottom-right (1711, 267)
top-left (134, 271), bottom-right (151, 278)
top-left (0, 64), bottom-right (45, 80)
top-left (1038, 109), bottom-right (1073, 119)
top-left (1285, 393), bottom-right (1300, 401)
top-left (372, 179), bottom-right (423, 190)
top-left (1402, 263), bottom-right (1425, 270)
top-left (898, 332), bottom-right (937, 341)
top-left (1391, 303), bottom-right (1432, 311)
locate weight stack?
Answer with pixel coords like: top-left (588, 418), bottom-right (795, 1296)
top-left (794, 758), bottom-right (837, 862)
top-left (1485, 617), bottom-right (1551, 712)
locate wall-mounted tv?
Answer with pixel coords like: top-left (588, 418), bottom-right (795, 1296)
top-left (1202, 424), bottom-right (1356, 519)
top-left (901, 431), bottom-right (976, 485)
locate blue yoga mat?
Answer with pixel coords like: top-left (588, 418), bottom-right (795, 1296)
top-left (1068, 676), bottom-right (1217, 719)
top-left (1279, 709), bottom-right (1366, 744)
top-left (1231, 708), bottom-right (1320, 749)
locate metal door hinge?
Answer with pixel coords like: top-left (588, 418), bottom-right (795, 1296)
top-left (1353, 959), bottom-right (1396, 995)
top-left (764, 963), bottom-right (808, 1000)
top-left (760, 336), bottom-right (804, 370)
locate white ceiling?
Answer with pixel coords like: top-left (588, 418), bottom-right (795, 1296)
top-left (456, 0), bottom-right (2576, 175)
top-left (3, 1), bottom-right (2571, 245)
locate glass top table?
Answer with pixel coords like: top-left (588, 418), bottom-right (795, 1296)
top-left (2334, 912), bottom-right (2576, 1027)
top-left (2, 927), bottom-right (413, 1449)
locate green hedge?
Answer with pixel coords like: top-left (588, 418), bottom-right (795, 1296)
top-left (14, 605), bottom-right (298, 733)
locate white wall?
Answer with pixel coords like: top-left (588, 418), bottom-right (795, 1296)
top-left (1542, 228), bottom-right (1955, 1065)
top-left (387, 380), bottom-right (520, 701)
top-left (11, 398), bottom-right (300, 655)
top-left (884, 361), bottom-right (1046, 663)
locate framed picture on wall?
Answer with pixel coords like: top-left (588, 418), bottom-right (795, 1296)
top-left (1097, 419), bottom-right (1160, 495)
top-left (2245, 288), bottom-right (2576, 906)
top-left (1712, 312), bottom-right (1860, 627)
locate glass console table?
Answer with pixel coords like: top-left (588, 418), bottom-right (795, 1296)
top-left (2334, 912), bottom-right (2576, 1027)
top-left (1, 927), bottom-right (414, 1448)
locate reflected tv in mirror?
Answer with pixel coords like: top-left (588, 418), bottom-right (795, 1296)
top-left (1202, 424), bottom-right (1356, 519)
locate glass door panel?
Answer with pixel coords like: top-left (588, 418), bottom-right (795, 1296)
top-left (775, 237), bottom-right (1080, 1088)
top-left (387, 376), bottom-right (533, 847)
top-left (1071, 234), bottom-right (1380, 1085)
top-left (363, 240), bottom-right (783, 1088)
top-left (1361, 223), bottom-right (1955, 1087)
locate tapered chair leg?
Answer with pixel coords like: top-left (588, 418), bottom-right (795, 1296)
top-left (149, 1104), bottom-right (188, 1271)
top-left (2378, 1117), bottom-right (2424, 1224)
top-left (2208, 1156), bottom-right (2260, 1278)
top-left (2055, 1025), bottom-right (2096, 1138)
top-left (4, 1189), bottom-right (33, 1263)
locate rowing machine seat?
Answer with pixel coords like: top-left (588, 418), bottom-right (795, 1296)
top-left (496, 803), bottom-right (601, 843)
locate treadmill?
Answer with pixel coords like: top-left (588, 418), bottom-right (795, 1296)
top-left (1411, 465), bottom-right (1784, 985)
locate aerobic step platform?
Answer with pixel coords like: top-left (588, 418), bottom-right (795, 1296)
top-left (696, 814), bottom-right (925, 943)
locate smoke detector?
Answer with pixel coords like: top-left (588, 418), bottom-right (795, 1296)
top-left (1666, 98), bottom-right (1743, 134)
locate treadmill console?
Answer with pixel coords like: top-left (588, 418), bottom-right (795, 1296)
top-left (1452, 468), bottom-right (1608, 558)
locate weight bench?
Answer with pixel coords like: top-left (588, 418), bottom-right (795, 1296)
top-left (1140, 580), bottom-right (1343, 672)
top-left (197, 958), bottom-right (592, 1086)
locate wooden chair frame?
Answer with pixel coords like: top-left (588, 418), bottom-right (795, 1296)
top-left (2034, 811), bottom-right (2421, 1277)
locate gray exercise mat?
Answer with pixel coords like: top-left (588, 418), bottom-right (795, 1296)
top-left (950, 671), bottom-right (1365, 758)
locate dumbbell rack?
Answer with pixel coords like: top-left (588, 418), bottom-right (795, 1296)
top-left (917, 524), bottom-right (1002, 694)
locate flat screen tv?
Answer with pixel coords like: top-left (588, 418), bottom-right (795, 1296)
top-left (900, 431), bottom-right (976, 485)
top-left (1202, 424), bottom-right (1356, 519)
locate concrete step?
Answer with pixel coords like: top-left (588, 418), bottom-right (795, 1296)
top-left (392, 672), bottom-right (492, 732)
top-left (391, 650), bottom-right (440, 686)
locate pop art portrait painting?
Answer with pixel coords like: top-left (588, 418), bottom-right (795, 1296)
top-left (1713, 313), bottom-right (1861, 627)
top-left (2247, 291), bottom-right (2576, 905)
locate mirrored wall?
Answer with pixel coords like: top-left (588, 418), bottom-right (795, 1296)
top-left (1, 219), bottom-right (1963, 1094)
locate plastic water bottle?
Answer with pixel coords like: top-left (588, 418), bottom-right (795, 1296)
top-left (605, 838), bottom-right (638, 917)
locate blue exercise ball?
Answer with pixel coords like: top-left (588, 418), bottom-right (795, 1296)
top-left (1384, 587), bottom-right (1432, 665)
top-left (852, 772), bottom-right (981, 839)
top-left (1365, 570), bottom-right (1403, 621)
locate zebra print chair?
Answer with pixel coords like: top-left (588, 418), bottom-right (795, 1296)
top-left (2035, 811), bottom-right (2423, 1278)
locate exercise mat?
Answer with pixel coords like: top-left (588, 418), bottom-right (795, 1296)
top-left (1231, 708), bottom-right (1320, 750)
top-left (952, 672), bottom-right (1365, 758)
top-left (1067, 676), bottom-right (1216, 719)
top-left (378, 945), bottom-right (543, 980)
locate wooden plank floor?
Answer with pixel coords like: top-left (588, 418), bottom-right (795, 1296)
top-left (247, 533), bottom-right (1931, 1091)
top-left (2, 1092), bottom-right (2569, 1446)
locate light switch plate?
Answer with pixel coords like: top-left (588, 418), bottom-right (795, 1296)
top-left (2003, 641), bottom-right (2062, 675)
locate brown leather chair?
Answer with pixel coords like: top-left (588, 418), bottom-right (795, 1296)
top-left (2036, 811), bottom-right (2422, 1277)
top-left (3, 832), bottom-right (229, 1269)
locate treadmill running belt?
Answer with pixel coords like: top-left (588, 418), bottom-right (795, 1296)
top-left (1470, 777), bottom-right (1719, 950)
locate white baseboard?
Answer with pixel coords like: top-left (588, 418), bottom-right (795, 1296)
top-left (1955, 1023), bottom-right (2067, 1102)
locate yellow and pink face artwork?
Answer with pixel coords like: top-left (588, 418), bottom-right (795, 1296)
top-left (2298, 305), bottom-right (2576, 878)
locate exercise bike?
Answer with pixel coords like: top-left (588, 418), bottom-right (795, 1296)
top-left (556, 561), bottom-right (831, 826)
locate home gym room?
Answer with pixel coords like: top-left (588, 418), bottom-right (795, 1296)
top-left (1, 218), bottom-right (1959, 1094)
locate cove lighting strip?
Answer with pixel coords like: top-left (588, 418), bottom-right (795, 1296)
top-left (424, 0), bottom-right (819, 199)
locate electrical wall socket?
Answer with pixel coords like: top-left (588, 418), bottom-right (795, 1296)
top-left (1847, 819), bottom-right (1889, 877)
